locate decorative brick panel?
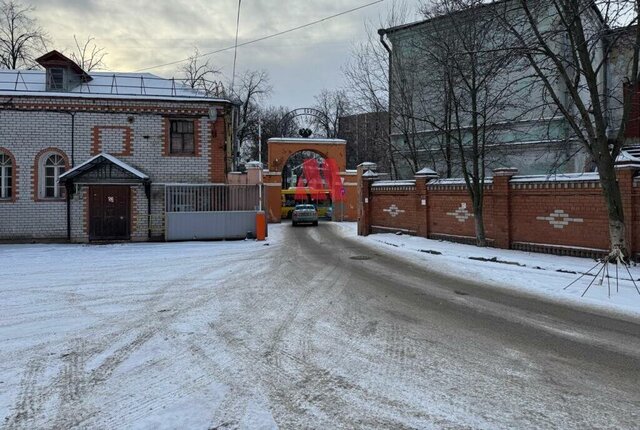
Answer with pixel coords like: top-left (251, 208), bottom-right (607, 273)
top-left (91, 126), bottom-right (133, 156)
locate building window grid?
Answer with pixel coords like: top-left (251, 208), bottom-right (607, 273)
top-left (0, 153), bottom-right (12, 199)
top-left (47, 67), bottom-right (65, 91)
top-left (170, 120), bottom-right (195, 154)
top-left (42, 154), bottom-right (65, 198)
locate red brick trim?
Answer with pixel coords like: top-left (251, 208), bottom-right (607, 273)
top-left (209, 118), bottom-right (226, 183)
top-left (194, 119), bottom-right (200, 157)
top-left (91, 126), bottom-right (133, 156)
top-left (131, 187), bottom-right (138, 235)
top-left (32, 147), bottom-right (70, 202)
top-left (83, 187), bottom-right (89, 236)
top-left (0, 147), bottom-right (18, 203)
top-left (0, 101), bottom-right (223, 116)
top-left (162, 117), bottom-right (200, 157)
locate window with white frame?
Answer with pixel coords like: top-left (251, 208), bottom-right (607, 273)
top-left (0, 153), bottom-right (12, 199)
top-left (41, 153), bottom-right (66, 198)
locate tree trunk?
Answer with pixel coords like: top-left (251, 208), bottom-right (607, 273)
top-left (473, 198), bottom-right (487, 247)
top-left (596, 155), bottom-right (628, 261)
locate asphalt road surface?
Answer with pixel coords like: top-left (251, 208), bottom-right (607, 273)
top-left (2, 222), bottom-right (640, 429)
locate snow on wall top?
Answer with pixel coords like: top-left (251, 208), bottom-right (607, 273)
top-left (372, 180), bottom-right (416, 187)
top-left (267, 138), bottom-right (347, 144)
top-left (510, 172), bottom-right (600, 183)
top-left (0, 69), bottom-right (228, 103)
top-left (428, 178), bottom-right (494, 186)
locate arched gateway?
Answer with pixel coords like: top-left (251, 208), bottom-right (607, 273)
top-left (264, 138), bottom-right (358, 223)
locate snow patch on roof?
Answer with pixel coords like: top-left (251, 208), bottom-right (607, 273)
top-left (0, 69), bottom-right (228, 102)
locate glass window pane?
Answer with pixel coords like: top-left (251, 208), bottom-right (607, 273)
top-left (171, 136), bottom-right (182, 153)
top-left (183, 139), bottom-right (194, 153)
top-left (45, 187), bottom-right (55, 198)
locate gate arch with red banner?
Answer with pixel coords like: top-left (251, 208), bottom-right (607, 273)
top-left (264, 137), bottom-right (358, 223)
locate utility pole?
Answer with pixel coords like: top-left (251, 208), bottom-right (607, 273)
top-left (258, 117), bottom-right (263, 211)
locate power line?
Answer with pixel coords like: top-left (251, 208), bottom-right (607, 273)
top-left (135, 0), bottom-right (385, 72)
top-left (230, 0), bottom-right (242, 95)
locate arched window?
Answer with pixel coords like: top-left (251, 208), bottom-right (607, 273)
top-left (41, 153), bottom-right (66, 198)
top-left (0, 152), bottom-right (12, 199)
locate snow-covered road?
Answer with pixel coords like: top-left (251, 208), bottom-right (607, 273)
top-left (1, 223), bottom-right (639, 429)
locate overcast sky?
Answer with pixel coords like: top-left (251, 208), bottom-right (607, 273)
top-left (30, 0), bottom-right (421, 108)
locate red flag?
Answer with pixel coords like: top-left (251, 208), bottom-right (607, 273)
top-left (295, 176), bottom-right (307, 201)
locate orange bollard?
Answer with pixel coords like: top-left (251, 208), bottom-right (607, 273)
top-left (256, 211), bottom-right (266, 241)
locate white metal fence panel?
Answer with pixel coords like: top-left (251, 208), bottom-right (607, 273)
top-left (165, 184), bottom-right (261, 241)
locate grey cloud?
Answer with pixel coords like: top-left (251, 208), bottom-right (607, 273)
top-left (27, 0), bottom-right (398, 106)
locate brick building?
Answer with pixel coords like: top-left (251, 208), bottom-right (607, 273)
top-left (0, 50), bottom-right (234, 242)
top-left (338, 111), bottom-right (390, 172)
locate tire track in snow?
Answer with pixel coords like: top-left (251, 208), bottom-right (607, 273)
top-left (3, 358), bottom-right (47, 430)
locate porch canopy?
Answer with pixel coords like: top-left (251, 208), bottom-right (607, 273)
top-left (59, 153), bottom-right (150, 186)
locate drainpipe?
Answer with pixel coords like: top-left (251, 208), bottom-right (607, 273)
top-left (71, 112), bottom-right (75, 167)
top-left (145, 181), bottom-right (152, 239)
top-left (62, 111), bottom-right (76, 242)
top-left (65, 182), bottom-right (73, 241)
top-left (378, 29), bottom-right (396, 178)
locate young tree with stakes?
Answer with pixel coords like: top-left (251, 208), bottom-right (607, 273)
top-left (495, 0), bottom-right (640, 261)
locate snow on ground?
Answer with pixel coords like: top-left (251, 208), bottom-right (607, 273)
top-left (1, 222), bottom-right (639, 429)
top-left (0, 232), bottom-right (285, 430)
top-left (334, 223), bottom-right (640, 320)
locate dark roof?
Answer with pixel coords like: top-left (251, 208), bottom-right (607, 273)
top-left (59, 153), bottom-right (149, 183)
top-left (36, 50), bottom-right (92, 82)
top-left (379, 0), bottom-right (605, 36)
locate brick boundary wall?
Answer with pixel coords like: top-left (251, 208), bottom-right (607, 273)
top-left (358, 164), bottom-right (640, 259)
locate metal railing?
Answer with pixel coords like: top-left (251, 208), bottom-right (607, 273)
top-left (165, 184), bottom-right (261, 213)
top-left (0, 70), bottom-right (215, 98)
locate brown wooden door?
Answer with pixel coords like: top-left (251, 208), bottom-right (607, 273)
top-left (89, 186), bottom-right (131, 240)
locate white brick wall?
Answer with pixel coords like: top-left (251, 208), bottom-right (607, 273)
top-left (0, 95), bottom-right (227, 241)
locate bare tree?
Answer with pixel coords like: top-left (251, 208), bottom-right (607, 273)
top-left (408, 0), bottom-right (524, 246)
top-left (344, 5), bottom-right (420, 178)
top-left (179, 47), bottom-right (225, 97)
top-left (235, 70), bottom-right (271, 159)
top-left (494, 0), bottom-right (640, 259)
top-left (69, 35), bottom-right (106, 71)
top-left (241, 105), bottom-right (298, 162)
top-left (312, 88), bottom-right (352, 138)
top-left (0, 0), bottom-right (47, 69)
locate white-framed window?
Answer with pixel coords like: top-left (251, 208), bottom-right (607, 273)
top-left (0, 152), bottom-right (12, 199)
top-left (40, 153), bottom-right (66, 198)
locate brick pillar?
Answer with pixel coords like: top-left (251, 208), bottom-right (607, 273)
top-left (492, 167), bottom-right (518, 249)
top-left (615, 163), bottom-right (639, 254)
top-left (415, 168), bottom-right (439, 238)
top-left (263, 172), bottom-right (282, 223)
top-left (357, 162), bottom-right (378, 236)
